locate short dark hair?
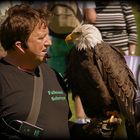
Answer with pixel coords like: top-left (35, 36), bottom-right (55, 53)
top-left (0, 3), bottom-right (51, 51)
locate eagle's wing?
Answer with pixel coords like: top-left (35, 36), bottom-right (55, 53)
top-left (94, 41), bottom-right (137, 125)
top-left (66, 47), bottom-right (113, 118)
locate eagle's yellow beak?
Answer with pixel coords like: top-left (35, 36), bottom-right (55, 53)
top-left (65, 33), bottom-right (73, 43)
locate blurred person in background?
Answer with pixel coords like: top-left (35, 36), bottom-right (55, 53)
top-left (94, 0), bottom-right (137, 56)
top-left (0, 1), bottom-right (21, 59)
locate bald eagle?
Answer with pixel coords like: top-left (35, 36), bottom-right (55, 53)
top-left (65, 24), bottom-right (137, 135)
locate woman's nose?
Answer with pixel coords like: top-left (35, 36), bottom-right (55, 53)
top-left (45, 37), bottom-right (52, 47)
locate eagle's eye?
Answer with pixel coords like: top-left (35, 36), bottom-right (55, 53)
top-left (72, 31), bottom-right (81, 39)
top-left (75, 32), bottom-right (81, 35)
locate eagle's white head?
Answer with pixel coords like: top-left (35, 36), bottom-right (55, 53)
top-left (65, 24), bottom-right (103, 50)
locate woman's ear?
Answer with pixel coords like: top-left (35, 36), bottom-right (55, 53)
top-left (15, 41), bottom-right (25, 53)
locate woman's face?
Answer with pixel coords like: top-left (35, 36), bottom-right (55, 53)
top-left (26, 22), bottom-right (52, 63)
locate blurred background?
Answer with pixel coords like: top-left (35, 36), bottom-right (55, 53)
top-left (132, 2), bottom-right (140, 56)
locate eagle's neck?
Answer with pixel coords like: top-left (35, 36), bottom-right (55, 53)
top-left (75, 34), bottom-right (102, 51)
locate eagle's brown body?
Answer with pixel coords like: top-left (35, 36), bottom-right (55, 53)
top-left (66, 41), bottom-right (137, 126)
top-left (65, 24), bottom-right (138, 138)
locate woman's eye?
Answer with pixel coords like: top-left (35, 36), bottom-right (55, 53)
top-left (38, 36), bottom-right (45, 40)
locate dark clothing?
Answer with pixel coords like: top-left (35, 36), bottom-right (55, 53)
top-left (0, 59), bottom-right (70, 139)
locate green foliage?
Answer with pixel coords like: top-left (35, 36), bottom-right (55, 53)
top-left (68, 93), bottom-right (76, 122)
